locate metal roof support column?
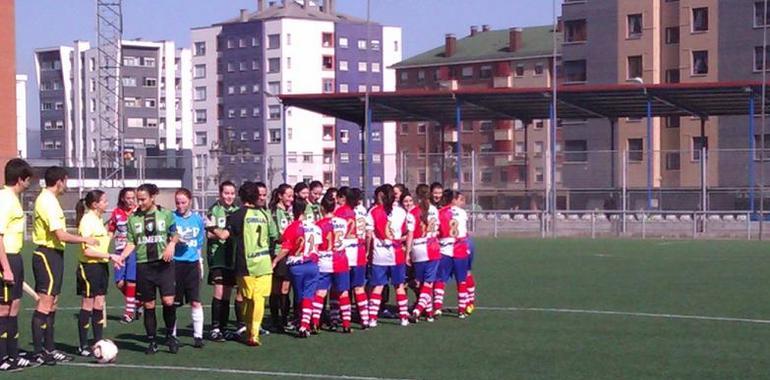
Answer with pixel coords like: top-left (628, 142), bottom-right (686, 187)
top-left (549, 99), bottom-right (557, 236)
top-left (455, 98), bottom-right (462, 189)
top-left (364, 105), bottom-right (373, 200)
top-left (700, 117), bottom-right (708, 213)
top-left (610, 118), bottom-right (617, 188)
top-left (646, 97), bottom-right (654, 210)
top-left (749, 92), bottom-right (756, 216)
top-left (282, 104), bottom-right (288, 184)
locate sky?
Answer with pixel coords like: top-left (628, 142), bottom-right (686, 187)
top-left (16, 0), bottom-right (562, 157)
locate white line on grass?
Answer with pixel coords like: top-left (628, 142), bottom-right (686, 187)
top-left (61, 362), bottom-right (415, 380)
top-left (478, 306), bottom-right (770, 325)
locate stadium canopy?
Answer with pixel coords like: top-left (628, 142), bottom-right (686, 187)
top-left (279, 81), bottom-right (769, 125)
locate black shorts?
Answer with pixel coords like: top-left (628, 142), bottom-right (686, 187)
top-left (0, 254), bottom-right (24, 303)
top-left (175, 261), bottom-right (201, 305)
top-left (136, 261), bottom-right (175, 302)
top-left (272, 255), bottom-right (289, 279)
top-left (76, 262), bottom-right (109, 298)
top-left (207, 267), bottom-right (236, 287)
top-left (33, 246), bottom-right (64, 296)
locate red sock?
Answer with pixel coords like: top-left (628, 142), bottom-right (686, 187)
top-left (311, 294), bottom-right (325, 328)
top-left (396, 292), bottom-right (409, 320)
top-left (433, 282), bottom-right (446, 312)
top-left (466, 273), bottom-right (476, 304)
top-left (368, 292), bottom-right (382, 322)
top-left (300, 298), bottom-right (313, 331)
top-left (339, 294), bottom-right (351, 328)
top-left (457, 281), bottom-right (468, 314)
top-left (354, 292), bottom-right (369, 327)
top-left (415, 283), bottom-right (433, 316)
top-left (125, 282), bottom-right (137, 317)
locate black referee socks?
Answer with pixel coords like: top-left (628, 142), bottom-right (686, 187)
top-left (44, 311), bottom-right (56, 352)
top-left (0, 316), bottom-right (8, 359)
top-left (7, 316), bottom-right (18, 358)
top-left (77, 309), bottom-right (90, 348)
top-left (144, 307), bottom-right (157, 340)
top-left (92, 309), bottom-right (104, 342)
top-left (211, 298), bottom-right (222, 331)
top-left (31, 310), bottom-right (47, 353)
top-left (162, 305), bottom-right (176, 335)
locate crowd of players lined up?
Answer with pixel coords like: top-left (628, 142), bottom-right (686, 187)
top-left (0, 158), bottom-right (476, 373)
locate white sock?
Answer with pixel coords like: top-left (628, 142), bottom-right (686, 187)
top-left (192, 306), bottom-right (204, 339)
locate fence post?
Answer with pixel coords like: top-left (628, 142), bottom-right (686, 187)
top-left (641, 210), bottom-right (646, 239)
top-left (701, 146), bottom-right (707, 213)
top-left (540, 211), bottom-right (546, 239)
top-left (493, 212), bottom-right (498, 238)
top-left (747, 211), bottom-right (752, 240)
top-left (692, 212), bottom-right (697, 239)
top-left (622, 151), bottom-right (627, 235)
top-left (591, 211), bottom-right (596, 239)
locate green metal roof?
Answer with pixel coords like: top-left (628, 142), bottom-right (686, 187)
top-left (392, 25), bottom-right (562, 69)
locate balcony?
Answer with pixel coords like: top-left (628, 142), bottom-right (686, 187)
top-left (494, 129), bottom-right (513, 141)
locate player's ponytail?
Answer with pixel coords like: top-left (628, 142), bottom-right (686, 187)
top-left (381, 184), bottom-right (395, 216)
top-left (292, 198), bottom-right (307, 220)
top-left (415, 184), bottom-right (431, 226)
top-left (76, 189), bottom-right (106, 226)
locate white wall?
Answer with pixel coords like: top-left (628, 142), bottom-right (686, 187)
top-left (381, 26), bottom-right (402, 184)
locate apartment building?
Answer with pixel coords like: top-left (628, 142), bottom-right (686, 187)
top-left (191, 0), bottom-right (401, 191)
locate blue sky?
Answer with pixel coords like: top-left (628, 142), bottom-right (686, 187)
top-left (16, 0), bottom-right (562, 156)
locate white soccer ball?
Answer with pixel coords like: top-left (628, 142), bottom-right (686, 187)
top-left (93, 339), bottom-right (118, 363)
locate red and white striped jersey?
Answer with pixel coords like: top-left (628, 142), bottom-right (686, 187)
top-left (410, 205), bottom-right (441, 262)
top-left (366, 205), bottom-right (415, 266)
top-left (354, 204), bottom-right (368, 266)
top-left (334, 205), bottom-right (359, 267)
top-left (438, 206), bottom-right (469, 258)
top-left (281, 220), bottom-right (321, 265)
top-left (316, 216), bottom-right (349, 273)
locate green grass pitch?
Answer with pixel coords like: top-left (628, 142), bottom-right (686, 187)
top-left (8, 238), bottom-right (770, 379)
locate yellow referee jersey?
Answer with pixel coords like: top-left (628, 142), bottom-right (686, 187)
top-left (32, 189), bottom-right (66, 250)
top-left (78, 211), bottom-right (110, 264)
top-left (0, 186), bottom-right (25, 254)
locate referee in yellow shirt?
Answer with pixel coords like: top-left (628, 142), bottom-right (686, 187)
top-left (30, 167), bottom-right (98, 366)
top-left (0, 159), bottom-right (34, 372)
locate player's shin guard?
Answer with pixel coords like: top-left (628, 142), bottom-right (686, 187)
top-left (457, 281), bottom-right (469, 315)
top-left (368, 293), bottom-right (382, 323)
top-left (7, 316), bottom-right (19, 358)
top-left (92, 309), bottom-right (105, 342)
top-left (433, 282), bottom-right (446, 313)
top-left (191, 306), bottom-right (204, 339)
top-left (329, 291), bottom-right (340, 325)
top-left (210, 297), bottom-right (221, 332)
top-left (354, 291), bottom-right (369, 327)
top-left (77, 309), bottom-right (90, 348)
top-left (300, 298), bottom-right (313, 331)
top-left (396, 292), bottom-right (409, 321)
top-left (44, 311), bottom-right (56, 352)
top-left (311, 294), bottom-right (324, 328)
top-left (31, 310), bottom-right (47, 353)
top-left (414, 283), bottom-right (433, 317)
top-left (466, 273), bottom-right (476, 305)
top-left (339, 294), bottom-right (351, 328)
top-left (234, 299), bottom-right (245, 328)
top-left (144, 308), bottom-right (157, 340)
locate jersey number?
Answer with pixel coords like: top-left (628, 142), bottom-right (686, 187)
top-left (449, 220), bottom-right (459, 238)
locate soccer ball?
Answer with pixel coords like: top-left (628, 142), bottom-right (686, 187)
top-left (93, 339), bottom-right (118, 363)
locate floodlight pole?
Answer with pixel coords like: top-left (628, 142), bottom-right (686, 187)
top-left (750, 90), bottom-right (757, 217)
top-left (455, 98), bottom-right (462, 189)
top-left (646, 95), bottom-right (653, 210)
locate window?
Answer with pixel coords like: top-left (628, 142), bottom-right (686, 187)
top-left (370, 40), bottom-right (381, 51)
top-left (253, 107), bottom-right (260, 117)
top-left (535, 167), bottom-right (544, 183)
top-left (252, 84), bottom-right (260, 93)
top-left (665, 69), bottom-right (680, 83)
top-left (194, 41), bottom-right (206, 56)
top-left (692, 136), bottom-right (707, 161)
top-left (394, 41), bottom-right (399, 52)
top-left (195, 110), bottom-right (207, 124)
top-left (251, 36), bottom-right (258, 47)
top-left (400, 71), bottom-right (408, 82)
top-left (268, 34), bottom-right (280, 49)
top-left (226, 39), bottom-right (234, 49)
top-left (194, 64), bottom-right (206, 78)
top-left (322, 56), bottom-right (334, 70)
top-left (339, 60), bottom-right (348, 71)
top-left (227, 109), bottom-right (235, 118)
top-left (287, 33), bottom-right (292, 45)
top-left (268, 58), bottom-right (280, 73)
top-left (227, 62), bottom-right (234, 72)
top-left (252, 60), bottom-right (259, 70)
top-left (480, 65), bottom-right (492, 79)
top-left (239, 61), bottom-right (247, 71)
top-left (268, 81), bottom-right (280, 94)
top-left (144, 77), bottom-right (157, 87)
top-left (340, 129), bottom-right (350, 143)
top-left (535, 63), bottom-right (545, 75)
top-left (627, 55), bottom-right (643, 79)
top-left (665, 27), bottom-right (680, 44)
top-left (755, 1), bottom-right (770, 26)
top-left (253, 131), bottom-right (261, 141)
top-left (123, 56), bottom-right (139, 66)
top-left (666, 116), bottom-right (680, 128)
top-left (371, 85), bottom-right (381, 92)
top-left (302, 152), bottom-right (313, 163)
top-left (146, 118), bottom-right (158, 128)
top-left (373, 154), bottom-right (382, 164)
top-left (461, 66), bottom-right (474, 78)
top-left (665, 152), bottom-right (680, 170)
top-left (127, 118), bottom-right (143, 128)
top-left (372, 131), bottom-right (381, 141)
top-left (144, 99), bottom-right (156, 108)
top-left (400, 123), bottom-right (409, 135)
top-left (286, 80), bottom-right (292, 93)
top-left (322, 79), bottom-right (334, 93)
top-left (240, 85), bottom-right (247, 94)
top-left (143, 57), bottom-right (155, 67)
top-left (194, 87), bottom-right (206, 101)
top-left (122, 77), bottom-right (136, 87)
top-left (755, 46), bottom-right (770, 71)
top-left (195, 132), bottom-right (207, 146)
top-left (322, 32), bottom-right (334, 47)
top-left (534, 141), bottom-right (544, 155)
top-left (564, 60), bottom-right (587, 82)
top-left (358, 85), bottom-right (367, 92)
top-left (515, 142), bottom-right (526, 158)
top-left (692, 50), bottom-right (708, 75)
top-left (340, 153), bottom-right (350, 163)
top-left (240, 108), bottom-right (247, 118)
top-left (357, 39), bottom-right (367, 49)
top-left (123, 97), bottom-right (138, 107)
top-left (268, 105), bottom-right (281, 120)
top-left (89, 57), bottom-right (96, 71)
top-left (754, 134), bottom-right (770, 160)
top-left (358, 62), bottom-right (367, 72)
top-left (371, 62), bottom-right (381, 73)
top-left (627, 14), bottom-right (643, 38)
top-left (480, 121), bottom-right (493, 132)
top-left (564, 19), bottom-right (587, 42)
top-left (323, 125), bottom-right (334, 141)
top-left (90, 79), bottom-right (96, 92)
top-left (417, 123), bottom-right (427, 134)
top-left (339, 37), bottom-right (349, 48)
top-left (227, 86), bottom-right (235, 95)
top-left (89, 99), bottom-right (96, 112)
top-left (462, 121), bottom-right (474, 132)
top-left (628, 138), bottom-right (644, 162)
top-left (372, 177), bottom-right (382, 186)
top-left (692, 7), bottom-right (708, 32)
top-left (339, 83), bottom-right (349, 93)
top-left (269, 129), bottom-right (282, 144)
top-left (565, 140), bottom-right (588, 162)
